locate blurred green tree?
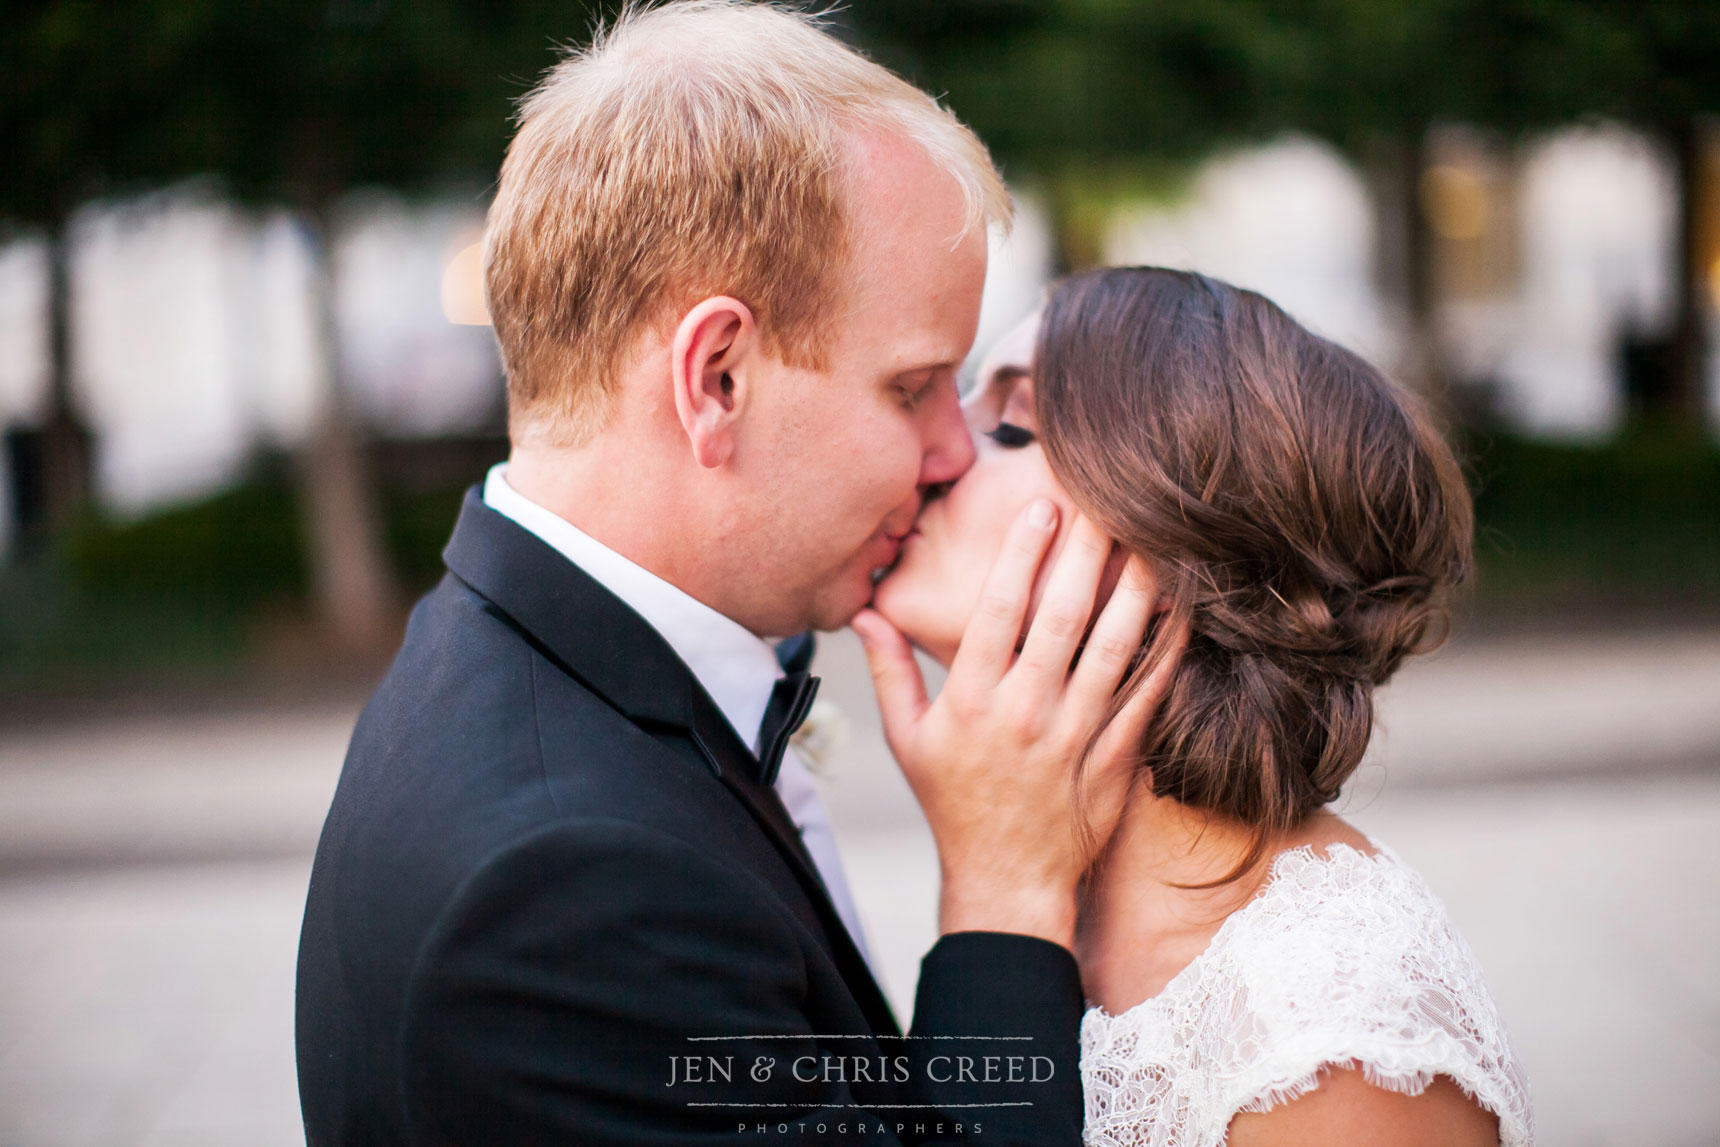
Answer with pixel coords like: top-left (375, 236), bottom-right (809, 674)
top-left (1585, 1), bottom-right (1720, 428)
top-left (0, 0), bottom-right (586, 649)
top-left (0, 0), bottom-right (146, 538)
top-left (846, 0), bottom-right (1288, 270)
top-left (851, 0), bottom-right (1718, 423)
top-left (1278, 0), bottom-right (1718, 422)
top-left (850, 0), bottom-right (1481, 396)
top-left (1252, 0), bottom-right (1624, 401)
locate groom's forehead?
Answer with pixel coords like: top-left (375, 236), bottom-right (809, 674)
top-left (844, 129), bottom-right (979, 255)
top-left (838, 171), bottom-right (988, 351)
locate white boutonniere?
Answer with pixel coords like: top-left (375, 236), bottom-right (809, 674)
top-left (789, 698), bottom-right (852, 775)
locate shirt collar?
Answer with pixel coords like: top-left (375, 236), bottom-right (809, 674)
top-left (482, 463), bottom-right (783, 751)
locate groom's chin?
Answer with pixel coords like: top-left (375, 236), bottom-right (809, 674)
top-left (800, 568), bottom-right (879, 635)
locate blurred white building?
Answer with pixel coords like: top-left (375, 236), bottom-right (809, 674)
top-left (0, 183), bottom-right (502, 540)
top-left (0, 238), bottom-right (51, 563)
top-left (1496, 125), bottom-right (1679, 436)
top-left (330, 192), bottom-right (501, 437)
top-left (71, 189), bottom-right (262, 516)
top-left (1101, 129), bottom-right (1713, 440)
top-left (1104, 136), bottom-right (1400, 371)
top-left (1431, 124), bottom-right (1684, 437)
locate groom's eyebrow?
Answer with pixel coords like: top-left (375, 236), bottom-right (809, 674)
top-left (884, 360), bottom-right (961, 391)
top-left (892, 358), bottom-right (961, 378)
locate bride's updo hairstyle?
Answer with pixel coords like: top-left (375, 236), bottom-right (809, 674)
top-left (1037, 267), bottom-right (1473, 879)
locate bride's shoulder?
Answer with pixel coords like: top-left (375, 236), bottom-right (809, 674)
top-left (1228, 823), bottom-right (1458, 967)
top-left (1212, 822), bottom-right (1498, 1022)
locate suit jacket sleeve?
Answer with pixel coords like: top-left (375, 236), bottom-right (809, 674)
top-left (911, 933), bottom-right (1086, 1142)
top-left (397, 818), bottom-right (1085, 1146)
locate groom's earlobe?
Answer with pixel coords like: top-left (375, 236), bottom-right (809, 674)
top-left (671, 296), bottom-right (754, 468)
top-left (688, 372), bottom-right (739, 468)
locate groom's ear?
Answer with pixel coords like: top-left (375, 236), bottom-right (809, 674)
top-left (670, 296), bottom-right (756, 469)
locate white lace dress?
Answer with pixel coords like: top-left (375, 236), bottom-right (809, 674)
top-left (1080, 838), bottom-right (1534, 1147)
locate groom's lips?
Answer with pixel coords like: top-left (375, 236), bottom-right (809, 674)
top-left (869, 528), bottom-right (914, 584)
top-left (885, 525), bottom-right (920, 554)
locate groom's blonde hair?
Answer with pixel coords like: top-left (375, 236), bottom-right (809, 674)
top-left (485, 0), bottom-right (1011, 447)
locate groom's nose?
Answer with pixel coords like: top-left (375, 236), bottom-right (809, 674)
top-left (918, 381), bottom-right (976, 489)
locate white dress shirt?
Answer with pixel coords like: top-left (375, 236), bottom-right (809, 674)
top-left (482, 463), bottom-right (871, 965)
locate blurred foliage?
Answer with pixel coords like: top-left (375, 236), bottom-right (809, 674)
top-left (383, 482), bottom-right (472, 590)
top-left (50, 465), bottom-right (467, 602)
top-left (1467, 430), bottom-right (1720, 611)
top-left (843, 0), bottom-right (1283, 172)
top-left (63, 478), bottom-right (305, 604)
top-left (0, 551), bottom-right (249, 686)
top-left (846, 0), bottom-right (1720, 170)
top-left (8, 0), bottom-right (1713, 222)
top-left (0, 0), bottom-right (615, 222)
top-left (0, 461), bottom-right (468, 687)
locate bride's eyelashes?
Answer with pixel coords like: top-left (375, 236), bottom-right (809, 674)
top-left (986, 421), bottom-right (1037, 448)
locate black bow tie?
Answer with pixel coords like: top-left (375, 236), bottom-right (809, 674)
top-left (757, 633), bottom-right (820, 786)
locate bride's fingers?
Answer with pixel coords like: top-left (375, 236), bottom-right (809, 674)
top-left (1090, 610), bottom-right (1189, 777)
top-left (1076, 616), bottom-right (1188, 846)
top-left (947, 499), bottom-right (1060, 693)
top-left (851, 609), bottom-right (929, 753)
top-left (1010, 514), bottom-right (1112, 692)
top-left (1065, 555), bottom-right (1158, 722)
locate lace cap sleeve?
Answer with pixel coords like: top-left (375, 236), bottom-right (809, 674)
top-left (1081, 842), bottom-right (1535, 1147)
top-left (1220, 844), bottom-right (1533, 1144)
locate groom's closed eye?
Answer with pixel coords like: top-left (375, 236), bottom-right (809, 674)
top-left (897, 379), bottom-right (937, 410)
top-left (891, 365), bottom-right (956, 412)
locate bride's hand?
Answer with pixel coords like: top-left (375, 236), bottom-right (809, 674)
top-left (851, 500), bottom-right (1186, 950)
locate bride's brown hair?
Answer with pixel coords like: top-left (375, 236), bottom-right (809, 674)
top-left (1038, 267), bottom-right (1473, 884)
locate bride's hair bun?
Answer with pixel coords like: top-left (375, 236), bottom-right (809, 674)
top-left (1036, 268), bottom-right (1473, 858)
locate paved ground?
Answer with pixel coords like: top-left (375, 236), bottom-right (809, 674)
top-left (1, 627), bottom-right (1716, 1146)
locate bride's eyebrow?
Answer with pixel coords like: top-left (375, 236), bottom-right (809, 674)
top-left (987, 365), bottom-right (1031, 394)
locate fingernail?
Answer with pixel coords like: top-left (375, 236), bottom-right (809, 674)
top-left (1027, 499), bottom-right (1056, 530)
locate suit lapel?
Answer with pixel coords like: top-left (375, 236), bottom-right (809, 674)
top-left (681, 687), bottom-right (901, 1038)
top-left (442, 488), bottom-right (900, 1037)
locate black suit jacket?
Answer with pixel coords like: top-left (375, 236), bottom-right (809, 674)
top-left (296, 489), bottom-right (1086, 1146)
